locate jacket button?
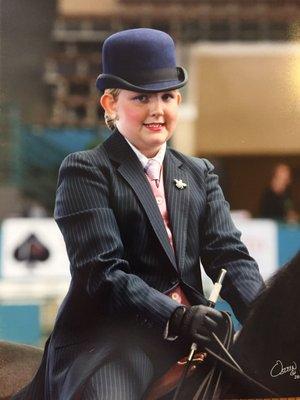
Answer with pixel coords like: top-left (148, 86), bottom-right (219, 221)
top-left (171, 292), bottom-right (181, 303)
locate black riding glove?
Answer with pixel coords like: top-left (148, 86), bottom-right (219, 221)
top-left (169, 305), bottom-right (226, 347)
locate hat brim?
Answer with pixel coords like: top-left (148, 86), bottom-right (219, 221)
top-left (96, 67), bottom-right (188, 93)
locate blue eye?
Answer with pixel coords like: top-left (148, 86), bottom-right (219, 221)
top-left (162, 93), bottom-right (175, 101)
top-left (132, 94), bottom-right (149, 102)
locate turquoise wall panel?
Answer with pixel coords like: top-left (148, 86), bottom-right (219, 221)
top-left (0, 304), bottom-right (40, 345)
top-left (278, 224), bottom-right (300, 266)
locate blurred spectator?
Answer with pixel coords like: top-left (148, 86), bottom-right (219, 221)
top-left (259, 163), bottom-right (299, 223)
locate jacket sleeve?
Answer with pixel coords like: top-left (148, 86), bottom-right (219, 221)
top-left (54, 151), bottom-right (179, 330)
top-left (200, 159), bottom-right (265, 323)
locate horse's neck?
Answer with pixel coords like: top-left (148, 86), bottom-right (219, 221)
top-left (0, 341), bottom-right (43, 399)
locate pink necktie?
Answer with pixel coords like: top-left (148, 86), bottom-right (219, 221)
top-left (145, 159), bottom-right (161, 188)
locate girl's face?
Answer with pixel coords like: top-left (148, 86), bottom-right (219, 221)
top-left (101, 89), bottom-right (181, 158)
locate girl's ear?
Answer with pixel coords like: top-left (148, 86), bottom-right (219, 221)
top-left (100, 93), bottom-right (117, 114)
top-left (176, 91), bottom-right (182, 105)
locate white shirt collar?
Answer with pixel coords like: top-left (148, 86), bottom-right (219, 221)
top-left (125, 139), bottom-right (166, 169)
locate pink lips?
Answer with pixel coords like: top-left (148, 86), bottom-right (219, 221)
top-left (144, 123), bottom-right (165, 132)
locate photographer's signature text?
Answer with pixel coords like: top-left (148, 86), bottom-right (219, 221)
top-left (270, 360), bottom-right (300, 380)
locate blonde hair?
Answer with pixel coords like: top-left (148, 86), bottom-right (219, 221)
top-left (103, 88), bottom-right (121, 130)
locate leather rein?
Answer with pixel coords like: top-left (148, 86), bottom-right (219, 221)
top-left (172, 312), bottom-right (279, 400)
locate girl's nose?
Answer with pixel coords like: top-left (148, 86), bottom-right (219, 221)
top-left (149, 98), bottom-right (164, 116)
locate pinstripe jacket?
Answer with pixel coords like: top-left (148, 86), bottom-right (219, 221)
top-left (27, 129), bottom-right (264, 399)
top-left (50, 129), bottom-right (263, 348)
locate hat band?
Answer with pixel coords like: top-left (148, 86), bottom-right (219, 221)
top-left (103, 67), bottom-right (179, 86)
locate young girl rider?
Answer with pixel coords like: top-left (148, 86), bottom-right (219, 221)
top-left (14, 28), bottom-right (264, 400)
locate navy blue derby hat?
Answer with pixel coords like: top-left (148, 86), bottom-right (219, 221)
top-left (96, 28), bottom-right (188, 93)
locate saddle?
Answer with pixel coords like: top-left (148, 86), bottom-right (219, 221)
top-left (145, 351), bottom-right (207, 400)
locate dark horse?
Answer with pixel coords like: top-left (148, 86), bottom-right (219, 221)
top-left (2, 251), bottom-right (300, 399)
top-left (222, 250), bottom-right (300, 399)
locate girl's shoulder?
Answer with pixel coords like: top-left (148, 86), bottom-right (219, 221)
top-left (60, 143), bottom-right (108, 170)
top-left (167, 148), bottom-right (215, 173)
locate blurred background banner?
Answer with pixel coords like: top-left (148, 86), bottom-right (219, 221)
top-left (231, 217), bottom-right (278, 281)
top-left (1, 218), bottom-right (70, 279)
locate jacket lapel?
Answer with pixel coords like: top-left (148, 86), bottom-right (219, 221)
top-left (103, 131), bottom-right (177, 271)
top-left (163, 150), bottom-right (190, 272)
